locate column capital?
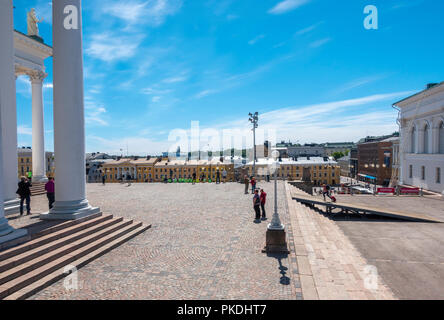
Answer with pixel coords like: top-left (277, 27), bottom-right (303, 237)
top-left (28, 70), bottom-right (48, 83)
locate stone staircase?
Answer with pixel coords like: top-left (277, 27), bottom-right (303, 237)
top-left (286, 183), bottom-right (395, 300)
top-left (0, 212), bottom-right (150, 300)
top-left (30, 182), bottom-right (46, 196)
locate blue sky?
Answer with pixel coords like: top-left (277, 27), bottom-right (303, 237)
top-left (13, 0), bottom-right (444, 155)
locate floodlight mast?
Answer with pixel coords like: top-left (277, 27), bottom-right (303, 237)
top-left (249, 112), bottom-right (259, 178)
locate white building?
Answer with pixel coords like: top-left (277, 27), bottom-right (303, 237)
top-left (393, 82), bottom-right (444, 194)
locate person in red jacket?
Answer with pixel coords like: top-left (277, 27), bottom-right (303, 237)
top-left (250, 176), bottom-right (256, 194)
top-left (260, 189), bottom-right (267, 220)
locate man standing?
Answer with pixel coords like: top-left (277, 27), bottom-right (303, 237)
top-left (102, 174), bottom-right (106, 185)
top-left (244, 175), bottom-right (249, 194)
top-left (192, 172), bottom-right (197, 185)
top-left (216, 170), bottom-right (221, 184)
top-left (45, 177), bottom-right (55, 209)
top-left (260, 189), bottom-right (267, 220)
top-left (250, 176), bottom-right (257, 194)
top-left (16, 177), bottom-right (32, 215)
top-left (253, 189), bottom-right (261, 220)
top-left (222, 169), bottom-right (227, 183)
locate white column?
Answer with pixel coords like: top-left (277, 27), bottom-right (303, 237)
top-left (0, 0), bottom-right (20, 215)
top-left (0, 0), bottom-right (27, 241)
top-left (30, 71), bottom-right (48, 183)
top-left (41, 0), bottom-right (99, 220)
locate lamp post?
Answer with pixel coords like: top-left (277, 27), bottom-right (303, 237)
top-left (249, 112), bottom-right (258, 178)
top-left (262, 150), bottom-right (289, 254)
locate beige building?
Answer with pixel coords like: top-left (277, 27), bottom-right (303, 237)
top-left (245, 157), bottom-right (340, 185)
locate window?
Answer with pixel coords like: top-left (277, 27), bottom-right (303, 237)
top-left (421, 166), bottom-right (425, 180)
top-left (409, 165), bottom-right (413, 178)
top-left (424, 124), bottom-right (430, 154)
top-left (411, 126), bottom-right (416, 153)
top-left (437, 168), bottom-right (441, 184)
top-left (439, 122), bottom-right (444, 154)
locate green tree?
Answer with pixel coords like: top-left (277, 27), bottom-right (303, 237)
top-left (332, 151), bottom-right (344, 160)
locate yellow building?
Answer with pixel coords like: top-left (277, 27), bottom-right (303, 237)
top-left (245, 157), bottom-right (341, 185)
top-left (209, 158), bottom-right (235, 182)
top-left (17, 148), bottom-right (55, 179)
top-left (102, 157), bottom-right (236, 183)
top-left (102, 157), bottom-right (159, 182)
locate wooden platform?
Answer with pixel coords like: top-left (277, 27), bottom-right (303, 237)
top-left (291, 193), bottom-right (443, 223)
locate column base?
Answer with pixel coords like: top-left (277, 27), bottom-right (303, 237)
top-left (40, 199), bottom-right (100, 221)
top-left (262, 229), bottom-right (290, 254)
top-left (32, 175), bottom-right (48, 183)
top-left (0, 216), bottom-right (28, 244)
top-left (4, 198), bottom-right (20, 216)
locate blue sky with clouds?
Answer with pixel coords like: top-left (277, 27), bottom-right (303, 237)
top-left (13, 0), bottom-right (444, 155)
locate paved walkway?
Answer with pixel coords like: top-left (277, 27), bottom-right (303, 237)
top-left (287, 184), bottom-right (395, 300)
top-left (10, 182), bottom-right (302, 300)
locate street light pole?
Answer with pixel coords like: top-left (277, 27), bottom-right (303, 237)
top-left (249, 112), bottom-right (258, 178)
top-left (262, 150), bottom-right (289, 254)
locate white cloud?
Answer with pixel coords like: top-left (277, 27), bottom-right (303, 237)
top-left (85, 33), bottom-right (145, 62)
top-left (85, 98), bottom-right (108, 126)
top-left (296, 21), bottom-right (323, 35)
top-left (195, 89), bottom-right (218, 99)
top-left (207, 91), bottom-right (413, 147)
top-left (334, 74), bottom-right (390, 94)
top-left (103, 0), bottom-right (183, 27)
top-left (269, 0), bottom-right (310, 15)
top-left (309, 38), bottom-right (331, 48)
top-left (18, 125), bottom-right (33, 136)
top-left (152, 96), bottom-right (161, 102)
top-left (87, 135), bottom-right (170, 156)
top-left (163, 75), bottom-right (188, 83)
top-left (248, 34), bottom-right (266, 45)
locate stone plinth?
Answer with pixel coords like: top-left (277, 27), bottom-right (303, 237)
top-left (262, 229), bottom-right (289, 254)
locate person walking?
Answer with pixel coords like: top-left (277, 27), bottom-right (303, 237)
top-left (244, 175), bottom-right (249, 194)
top-left (192, 172), bottom-right (197, 185)
top-left (102, 174), bottom-right (106, 185)
top-left (250, 176), bottom-right (256, 194)
top-left (45, 177), bottom-right (55, 209)
top-left (16, 176), bottom-right (32, 216)
top-left (216, 170), bottom-right (221, 184)
top-left (253, 189), bottom-right (261, 221)
top-left (222, 169), bottom-right (227, 183)
top-left (260, 189), bottom-right (267, 220)
top-left (126, 173), bottom-right (132, 186)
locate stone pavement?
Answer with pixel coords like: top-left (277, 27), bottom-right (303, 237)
top-left (287, 184), bottom-right (395, 300)
top-left (13, 182), bottom-right (303, 300)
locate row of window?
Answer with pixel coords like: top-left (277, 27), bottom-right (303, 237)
top-left (409, 165), bottom-right (441, 184)
top-left (410, 122), bottom-right (444, 154)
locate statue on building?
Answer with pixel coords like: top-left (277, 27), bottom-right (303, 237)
top-left (27, 8), bottom-right (43, 37)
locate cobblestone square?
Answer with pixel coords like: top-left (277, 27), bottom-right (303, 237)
top-left (22, 182), bottom-right (301, 300)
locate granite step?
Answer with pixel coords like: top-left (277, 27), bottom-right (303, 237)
top-left (0, 212), bottom-right (104, 262)
top-left (0, 215), bottom-right (119, 273)
top-left (0, 220), bottom-right (147, 300)
top-left (0, 218), bottom-right (131, 286)
top-left (4, 224), bottom-right (150, 300)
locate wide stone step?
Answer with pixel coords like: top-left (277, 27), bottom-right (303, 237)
top-left (0, 212), bottom-right (104, 262)
top-left (0, 215), bottom-right (118, 273)
top-left (0, 218), bottom-right (131, 286)
top-left (0, 220), bottom-right (146, 299)
top-left (4, 224), bottom-right (150, 300)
